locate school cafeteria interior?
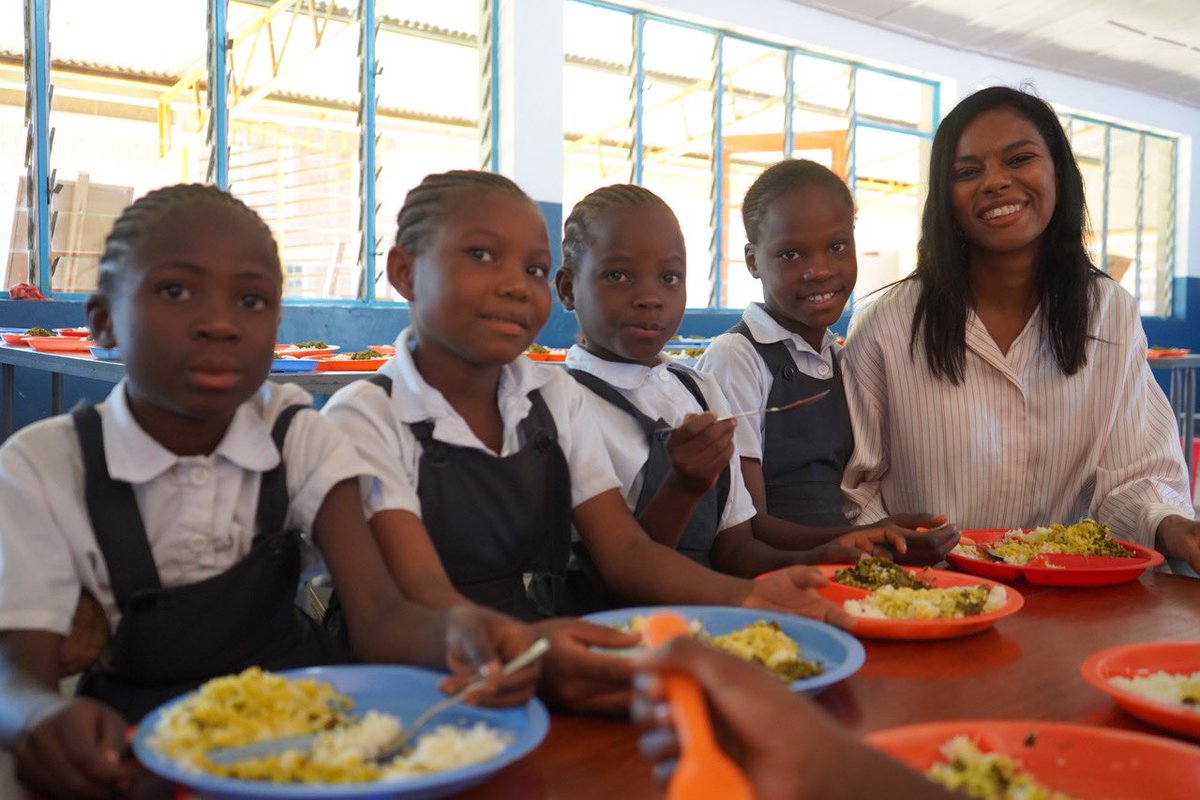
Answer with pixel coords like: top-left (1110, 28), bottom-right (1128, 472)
top-left (1, 2), bottom-right (1199, 799)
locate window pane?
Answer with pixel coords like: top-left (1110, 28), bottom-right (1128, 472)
top-left (0, 2), bottom-right (27, 286)
top-left (374, 0), bottom-right (481, 302)
top-left (223, 1), bottom-right (360, 300)
top-left (856, 68), bottom-right (934, 132)
top-left (46, 0), bottom-right (208, 293)
top-left (854, 128), bottom-right (927, 304)
top-left (641, 20), bottom-right (716, 307)
top-left (563, 4), bottom-right (635, 227)
top-left (1068, 119), bottom-right (1106, 266)
top-left (1106, 128), bottom-right (1140, 304)
top-left (1142, 135), bottom-right (1176, 316)
top-left (721, 39), bottom-right (788, 308)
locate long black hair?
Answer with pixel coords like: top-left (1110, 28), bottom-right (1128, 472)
top-left (910, 86), bottom-right (1106, 383)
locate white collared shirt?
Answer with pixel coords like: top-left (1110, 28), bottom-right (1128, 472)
top-left (840, 278), bottom-right (1193, 546)
top-left (564, 347), bottom-right (756, 534)
top-left (323, 327), bottom-right (621, 520)
top-left (695, 302), bottom-right (839, 460)
top-left (0, 380), bottom-right (367, 635)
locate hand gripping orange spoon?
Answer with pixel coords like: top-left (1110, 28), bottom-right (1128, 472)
top-left (643, 612), bottom-right (754, 800)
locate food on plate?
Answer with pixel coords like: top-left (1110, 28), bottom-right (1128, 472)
top-left (952, 519), bottom-right (1135, 565)
top-left (925, 735), bottom-right (1072, 800)
top-left (833, 557), bottom-right (932, 590)
top-left (666, 347), bottom-right (707, 358)
top-left (324, 348), bottom-right (385, 361)
top-left (526, 343), bottom-right (550, 354)
top-left (844, 584), bottom-right (1006, 620)
top-left (620, 616), bottom-right (822, 680)
top-left (24, 327), bottom-right (52, 337)
top-left (1108, 671), bottom-right (1200, 710)
top-left (149, 667), bottom-right (510, 784)
top-left (291, 340), bottom-right (329, 350)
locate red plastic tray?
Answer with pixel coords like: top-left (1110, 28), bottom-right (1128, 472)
top-left (1081, 641), bottom-right (1200, 739)
top-left (867, 719), bottom-right (1200, 799)
top-left (947, 528), bottom-right (1164, 587)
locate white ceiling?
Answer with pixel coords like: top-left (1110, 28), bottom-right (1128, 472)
top-left (788, 0), bottom-right (1200, 108)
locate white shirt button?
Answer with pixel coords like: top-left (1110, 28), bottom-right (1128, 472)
top-left (817, 363), bottom-right (831, 377)
top-left (189, 467), bottom-right (209, 486)
top-left (187, 534), bottom-right (208, 553)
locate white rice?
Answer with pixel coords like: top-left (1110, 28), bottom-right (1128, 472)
top-left (845, 584), bottom-right (1007, 620)
top-left (1109, 671), bottom-right (1200, 710)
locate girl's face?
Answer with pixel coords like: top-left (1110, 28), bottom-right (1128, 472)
top-left (556, 205), bottom-right (686, 366)
top-left (390, 189), bottom-right (553, 369)
top-left (950, 106), bottom-right (1057, 264)
top-left (88, 202), bottom-right (281, 437)
top-left (745, 183), bottom-right (856, 351)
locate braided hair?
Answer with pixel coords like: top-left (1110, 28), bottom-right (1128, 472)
top-left (394, 170), bottom-right (537, 253)
top-left (98, 184), bottom-right (278, 294)
top-left (561, 184), bottom-right (678, 271)
top-left (742, 159), bottom-right (853, 244)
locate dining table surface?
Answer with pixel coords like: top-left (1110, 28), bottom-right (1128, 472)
top-left (19, 567), bottom-right (1195, 800)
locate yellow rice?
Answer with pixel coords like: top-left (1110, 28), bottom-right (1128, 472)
top-left (926, 735), bottom-right (1074, 800)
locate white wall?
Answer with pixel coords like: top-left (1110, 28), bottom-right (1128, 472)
top-left (505, 0), bottom-right (1199, 277)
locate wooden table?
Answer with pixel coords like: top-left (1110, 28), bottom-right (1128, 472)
top-left (16, 571), bottom-right (1200, 799)
top-left (459, 571), bottom-right (1200, 799)
top-left (0, 346), bottom-right (371, 439)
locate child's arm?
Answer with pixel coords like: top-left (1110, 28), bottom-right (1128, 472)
top-left (740, 457), bottom-right (855, 548)
top-left (368, 509), bottom-right (472, 608)
top-left (710, 521), bottom-right (907, 576)
top-left (637, 413), bottom-right (736, 546)
top-left (574, 489), bottom-right (853, 628)
top-left (0, 630), bottom-right (130, 799)
top-left (313, 479), bottom-right (539, 706)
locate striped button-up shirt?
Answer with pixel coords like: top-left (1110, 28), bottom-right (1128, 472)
top-left (840, 278), bottom-right (1192, 547)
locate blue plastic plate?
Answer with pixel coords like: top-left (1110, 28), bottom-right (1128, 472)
top-left (132, 664), bottom-right (550, 800)
top-left (581, 605), bottom-right (865, 694)
top-left (89, 345), bottom-right (122, 361)
top-left (271, 358), bottom-right (319, 373)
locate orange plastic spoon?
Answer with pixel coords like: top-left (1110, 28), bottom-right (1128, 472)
top-left (643, 611), bottom-right (754, 800)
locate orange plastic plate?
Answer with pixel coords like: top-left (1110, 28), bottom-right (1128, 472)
top-left (277, 344), bottom-right (340, 358)
top-left (1081, 641), bottom-right (1200, 739)
top-left (1, 332), bottom-right (29, 345)
top-left (525, 350), bottom-right (567, 362)
top-left (26, 336), bottom-right (96, 353)
top-left (867, 719), bottom-right (1200, 799)
top-left (947, 528), bottom-right (1164, 586)
top-left (814, 565), bottom-right (1023, 640)
top-left (314, 357), bottom-right (389, 371)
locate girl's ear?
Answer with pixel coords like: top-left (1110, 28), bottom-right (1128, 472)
top-left (744, 243), bottom-right (760, 279)
top-left (387, 245), bottom-right (417, 302)
top-left (85, 294), bottom-right (117, 348)
top-left (555, 266), bottom-right (576, 310)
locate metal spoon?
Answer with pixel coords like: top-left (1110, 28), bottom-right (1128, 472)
top-left (656, 389), bottom-right (831, 434)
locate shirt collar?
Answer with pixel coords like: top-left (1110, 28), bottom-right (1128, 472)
top-left (743, 302), bottom-right (837, 357)
top-left (102, 380), bottom-right (280, 483)
top-left (379, 327), bottom-right (556, 423)
top-left (565, 345), bottom-right (695, 391)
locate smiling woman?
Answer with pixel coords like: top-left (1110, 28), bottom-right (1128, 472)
top-left (840, 86), bottom-right (1200, 577)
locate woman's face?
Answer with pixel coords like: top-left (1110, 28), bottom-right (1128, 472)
top-left (949, 106), bottom-right (1057, 264)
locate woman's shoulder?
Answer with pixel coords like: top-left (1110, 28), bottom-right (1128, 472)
top-left (847, 281), bottom-right (919, 337)
top-left (1087, 274), bottom-right (1140, 334)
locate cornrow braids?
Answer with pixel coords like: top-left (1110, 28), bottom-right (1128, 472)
top-left (394, 169), bottom-right (535, 253)
top-left (98, 183), bottom-right (277, 294)
top-left (561, 183), bottom-right (676, 271)
top-left (741, 159), bottom-right (853, 244)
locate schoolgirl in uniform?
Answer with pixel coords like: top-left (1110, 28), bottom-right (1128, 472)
top-left (0, 185), bottom-right (537, 799)
top-left (698, 160), bottom-right (956, 563)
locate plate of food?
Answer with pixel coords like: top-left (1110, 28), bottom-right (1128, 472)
top-left (3, 326), bottom-right (52, 345)
top-left (946, 519), bottom-right (1164, 586)
top-left (132, 665), bottom-right (549, 800)
top-left (812, 560), bottom-right (1023, 640)
top-left (25, 335), bottom-right (96, 353)
top-left (580, 605), bottom-right (864, 694)
top-left (867, 719), bottom-right (1200, 799)
top-left (53, 326), bottom-right (91, 338)
top-left (312, 349), bottom-right (391, 371)
top-left (523, 345), bottom-right (567, 362)
top-left (270, 357), bottom-right (319, 373)
top-left (1147, 346), bottom-right (1190, 358)
top-left (277, 341), bottom-right (341, 358)
top-left (1081, 641), bottom-right (1200, 739)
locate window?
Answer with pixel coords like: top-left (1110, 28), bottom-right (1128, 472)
top-left (9, 0), bottom-right (493, 302)
top-left (0, 1), bottom-right (26, 285)
top-left (562, 1), bottom-right (937, 310)
top-left (1064, 114), bottom-right (1178, 317)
